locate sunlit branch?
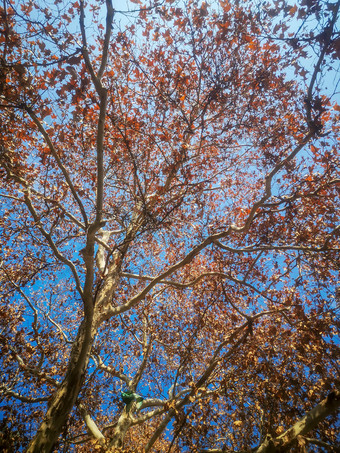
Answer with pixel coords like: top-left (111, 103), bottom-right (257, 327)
top-left (0, 193), bottom-right (22, 202)
top-left (0, 175), bottom-right (86, 233)
top-left (29, 187), bottom-right (86, 232)
top-left (254, 390), bottom-right (340, 453)
top-left (121, 271), bottom-right (214, 288)
top-left (92, 354), bottom-right (130, 385)
top-left (276, 390), bottom-right (340, 447)
top-left (234, 131), bottom-right (315, 235)
top-left (113, 124), bottom-right (319, 319)
top-left (78, 403), bottom-right (105, 444)
top-left (23, 190), bottom-right (84, 300)
top-left (149, 331), bottom-right (249, 450)
top-left (144, 330), bottom-right (250, 452)
top-left (108, 231), bottom-right (232, 315)
top-left (303, 437), bottom-right (338, 451)
top-left (43, 312), bottom-right (72, 344)
top-left (145, 308), bottom-right (289, 451)
top-left (0, 386), bottom-right (50, 403)
top-left (144, 411), bottom-right (174, 452)
top-left (132, 392), bottom-right (188, 425)
top-left (262, 179), bottom-right (340, 209)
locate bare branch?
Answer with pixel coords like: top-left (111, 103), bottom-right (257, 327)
top-left (78, 403), bottom-right (105, 444)
top-left (305, 1), bottom-right (340, 122)
top-left (93, 354), bottom-right (130, 385)
top-left (97, 0), bottom-right (114, 80)
top-left (24, 189), bottom-right (84, 300)
top-left (0, 386), bottom-right (50, 403)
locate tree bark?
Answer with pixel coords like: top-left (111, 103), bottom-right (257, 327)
top-left (274, 389), bottom-right (340, 451)
top-left (201, 390), bottom-right (340, 453)
top-left (108, 405), bottom-right (133, 451)
top-left (26, 318), bottom-right (95, 453)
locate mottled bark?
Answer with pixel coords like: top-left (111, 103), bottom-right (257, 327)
top-left (26, 318), bottom-right (95, 453)
top-left (255, 390), bottom-right (340, 453)
top-left (275, 390), bottom-right (340, 451)
top-left (108, 405), bottom-right (134, 451)
top-left (201, 391), bottom-right (340, 453)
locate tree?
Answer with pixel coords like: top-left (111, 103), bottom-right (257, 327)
top-left (0, 0), bottom-right (339, 451)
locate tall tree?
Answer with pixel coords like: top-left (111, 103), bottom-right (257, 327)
top-left (0, 0), bottom-right (339, 451)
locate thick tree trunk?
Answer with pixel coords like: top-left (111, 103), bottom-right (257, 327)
top-left (26, 318), bottom-right (95, 453)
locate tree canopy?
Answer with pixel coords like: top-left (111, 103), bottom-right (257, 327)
top-left (0, 0), bottom-right (339, 452)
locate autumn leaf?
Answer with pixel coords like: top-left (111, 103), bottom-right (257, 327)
top-left (0, 0), bottom-right (339, 452)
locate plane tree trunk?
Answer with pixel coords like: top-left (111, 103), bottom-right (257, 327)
top-left (26, 317), bottom-right (96, 453)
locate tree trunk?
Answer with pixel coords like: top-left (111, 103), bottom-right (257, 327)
top-left (26, 318), bottom-right (95, 453)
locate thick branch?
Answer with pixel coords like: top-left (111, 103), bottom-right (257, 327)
top-left (274, 390), bottom-right (340, 451)
top-left (93, 354), bottom-right (130, 385)
top-left (79, 404), bottom-right (105, 445)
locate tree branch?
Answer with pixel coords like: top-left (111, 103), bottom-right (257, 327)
top-left (78, 403), bottom-right (105, 445)
top-left (274, 390), bottom-right (340, 451)
top-left (25, 107), bottom-right (88, 226)
top-left (24, 189), bottom-right (84, 300)
top-left (97, 0), bottom-right (114, 80)
top-left (0, 386), bottom-right (50, 403)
